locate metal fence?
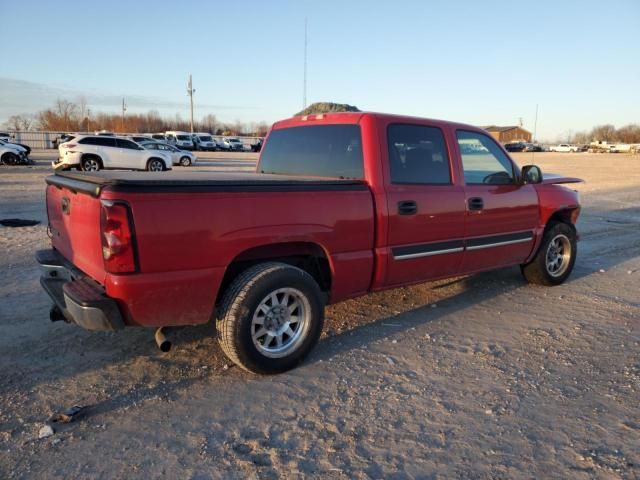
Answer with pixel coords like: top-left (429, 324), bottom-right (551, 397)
top-left (3, 131), bottom-right (262, 150)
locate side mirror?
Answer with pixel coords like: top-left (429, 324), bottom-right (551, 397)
top-left (521, 165), bottom-right (542, 184)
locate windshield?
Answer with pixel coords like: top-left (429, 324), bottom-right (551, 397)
top-left (177, 135), bottom-right (191, 141)
top-left (259, 125), bottom-right (363, 179)
top-left (198, 135), bottom-right (213, 141)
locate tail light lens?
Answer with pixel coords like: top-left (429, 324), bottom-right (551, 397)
top-left (62, 143), bottom-right (76, 149)
top-left (100, 201), bottom-right (137, 273)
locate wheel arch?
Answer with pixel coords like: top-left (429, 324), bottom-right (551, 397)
top-left (215, 241), bottom-right (333, 307)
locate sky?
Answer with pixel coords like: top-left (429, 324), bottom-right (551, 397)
top-left (1, 0), bottom-right (638, 140)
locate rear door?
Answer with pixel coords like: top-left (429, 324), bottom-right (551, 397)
top-left (383, 122), bottom-right (466, 286)
top-left (92, 137), bottom-right (116, 167)
top-left (456, 130), bottom-right (539, 272)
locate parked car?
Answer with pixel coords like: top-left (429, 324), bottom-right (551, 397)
top-left (53, 134), bottom-right (76, 149)
top-left (95, 130), bottom-right (115, 136)
top-left (0, 131), bottom-right (11, 142)
top-left (54, 135), bottom-right (172, 171)
top-left (37, 111), bottom-right (582, 374)
top-left (524, 143), bottom-right (544, 152)
top-left (128, 135), bottom-right (155, 144)
top-left (192, 133), bottom-right (218, 151)
top-left (549, 144), bottom-right (578, 152)
top-left (505, 142), bottom-right (527, 152)
top-left (0, 138), bottom-right (31, 156)
top-left (0, 142), bottom-right (28, 165)
top-left (251, 138), bottom-right (263, 152)
top-left (165, 131), bottom-right (195, 150)
top-left (150, 134), bottom-right (167, 142)
top-left (220, 137), bottom-right (244, 151)
top-left (139, 141), bottom-right (197, 166)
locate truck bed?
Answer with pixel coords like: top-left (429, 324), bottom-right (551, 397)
top-left (46, 171), bottom-right (367, 197)
top-left (44, 170), bottom-right (375, 326)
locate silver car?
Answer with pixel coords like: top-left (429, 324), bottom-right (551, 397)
top-left (140, 142), bottom-right (197, 166)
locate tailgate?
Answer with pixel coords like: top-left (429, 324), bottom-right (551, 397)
top-left (46, 182), bottom-right (106, 284)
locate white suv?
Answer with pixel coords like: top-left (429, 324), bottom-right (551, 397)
top-left (55, 135), bottom-right (172, 171)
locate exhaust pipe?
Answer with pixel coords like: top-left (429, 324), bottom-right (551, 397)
top-left (50, 306), bottom-right (67, 323)
top-left (154, 327), bottom-right (171, 352)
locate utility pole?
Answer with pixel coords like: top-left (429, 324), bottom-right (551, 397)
top-left (87, 108), bottom-right (91, 133)
top-left (303, 17), bottom-right (308, 110)
top-left (187, 74), bottom-right (195, 134)
top-left (533, 104), bottom-right (539, 143)
top-left (121, 98), bottom-right (127, 132)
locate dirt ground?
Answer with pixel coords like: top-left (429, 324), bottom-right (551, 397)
top-left (0, 151), bottom-right (638, 479)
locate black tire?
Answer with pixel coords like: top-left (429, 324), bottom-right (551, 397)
top-left (147, 158), bottom-right (165, 172)
top-left (216, 262), bottom-right (324, 374)
top-left (521, 222), bottom-right (577, 286)
top-left (81, 155), bottom-right (101, 171)
top-left (179, 156), bottom-right (192, 167)
top-left (1, 152), bottom-right (17, 165)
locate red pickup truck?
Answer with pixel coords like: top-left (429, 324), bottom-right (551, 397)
top-left (38, 112), bottom-right (582, 373)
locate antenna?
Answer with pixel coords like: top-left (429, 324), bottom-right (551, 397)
top-left (303, 17), bottom-right (308, 109)
top-left (187, 74), bottom-right (196, 134)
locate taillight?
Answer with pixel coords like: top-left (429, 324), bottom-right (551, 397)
top-left (62, 143), bottom-right (77, 149)
top-left (100, 201), bottom-right (137, 273)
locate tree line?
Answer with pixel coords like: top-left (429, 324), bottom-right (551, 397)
top-left (3, 98), bottom-right (270, 137)
top-left (566, 124), bottom-right (640, 144)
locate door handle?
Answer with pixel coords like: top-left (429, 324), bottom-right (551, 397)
top-left (468, 197), bottom-right (484, 211)
top-left (398, 200), bottom-right (418, 216)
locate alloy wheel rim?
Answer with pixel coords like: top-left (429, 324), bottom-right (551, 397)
top-left (84, 159), bottom-right (99, 171)
top-left (251, 287), bottom-right (311, 358)
top-left (150, 160), bottom-right (163, 171)
top-left (546, 234), bottom-right (571, 277)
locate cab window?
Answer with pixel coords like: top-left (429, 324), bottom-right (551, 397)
top-left (457, 130), bottom-right (515, 185)
top-left (387, 124), bottom-right (451, 184)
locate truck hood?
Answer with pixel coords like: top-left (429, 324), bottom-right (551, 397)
top-left (541, 173), bottom-right (583, 185)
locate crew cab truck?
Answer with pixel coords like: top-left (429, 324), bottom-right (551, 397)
top-left (37, 112), bottom-right (582, 374)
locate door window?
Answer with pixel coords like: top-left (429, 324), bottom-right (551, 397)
top-left (116, 139), bottom-right (140, 149)
top-left (457, 131), bottom-right (515, 185)
top-left (387, 124), bottom-right (451, 184)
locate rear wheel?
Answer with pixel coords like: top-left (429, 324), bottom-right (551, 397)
top-left (81, 156), bottom-right (101, 171)
top-left (521, 222), bottom-right (577, 286)
top-left (216, 262), bottom-right (324, 374)
top-left (147, 158), bottom-right (165, 172)
top-left (180, 156), bottom-right (192, 167)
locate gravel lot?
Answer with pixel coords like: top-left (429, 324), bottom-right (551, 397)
top-left (0, 151), bottom-right (638, 479)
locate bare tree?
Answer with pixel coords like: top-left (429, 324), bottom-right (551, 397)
top-left (5, 114), bottom-right (34, 131)
top-left (590, 124), bottom-right (617, 142)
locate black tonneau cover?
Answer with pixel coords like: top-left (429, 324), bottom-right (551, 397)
top-left (46, 171), bottom-right (368, 197)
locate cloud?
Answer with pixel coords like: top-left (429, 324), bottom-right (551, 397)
top-left (0, 77), bottom-right (251, 122)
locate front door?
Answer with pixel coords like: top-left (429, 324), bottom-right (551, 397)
top-left (456, 130), bottom-right (539, 272)
top-left (384, 123), bottom-right (467, 287)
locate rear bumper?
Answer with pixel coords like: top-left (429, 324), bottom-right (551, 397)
top-left (36, 249), bottom-right (125, 331)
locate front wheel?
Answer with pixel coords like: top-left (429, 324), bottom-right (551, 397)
top-left (521, 222), bottom-right (577, 286)
top-left (216, 262), bottom-right (324, 374)
top-left (180, 156), bottom-right (192, 167)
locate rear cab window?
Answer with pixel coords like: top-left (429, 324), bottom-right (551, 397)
top-left (387, 124), bottom-right (451, 184)
top-left (259, 125), bottom-right (363, 179)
